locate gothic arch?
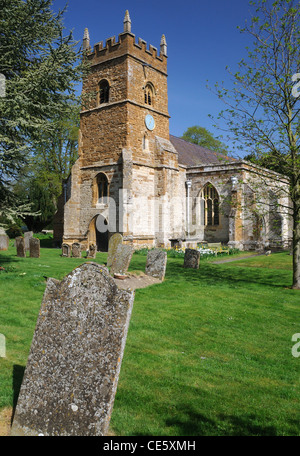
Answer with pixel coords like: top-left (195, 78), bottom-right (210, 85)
top-left (199, 183), bottom-right (220, 226)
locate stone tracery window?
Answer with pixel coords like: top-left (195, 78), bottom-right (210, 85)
top-left (201, 184), bottom-right (219, 226)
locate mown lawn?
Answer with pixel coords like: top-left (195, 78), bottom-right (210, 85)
top-left (0, 242), bottom-right (299, 436)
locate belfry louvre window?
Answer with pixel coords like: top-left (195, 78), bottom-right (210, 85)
top-left (97, 173), bottom-right (109, 203)
top-left (201, 184), bottom-right (219, 226)
top-left (99, 80), bottom-right (109, 104)
top-left (144, 84), bottom-right (154, 106)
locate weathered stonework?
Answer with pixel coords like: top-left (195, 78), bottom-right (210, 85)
top-left (145, 249), bottom-right (167, 280)
top-left (107, 233), bottom-right (123, 268)
top-left (110, 244), bottom-right (134, 276)
top-left (29, 238), bottom-right (40, 258)
top-left (11, 262), bottom-right (135, 436)
top-left (53, 12), bottom-right (292, 253)
top-left (16, 237), bottom-right (26, 258)
top-left (183, 249), bottom-right (200, 269)
top-left (0, 234), bottom-right (9, 251)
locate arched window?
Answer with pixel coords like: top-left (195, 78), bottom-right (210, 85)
top-left (96, 173), bottom-right (109, 203)
top-left (201, 184), bottom-right (220, 226)
top-left (99, 79), bottom-right (109, 104)
top-left (144, 83), bottom-right (154, 106)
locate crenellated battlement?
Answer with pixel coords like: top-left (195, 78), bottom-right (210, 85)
top-left (83, 11), bottom-right (167, 73)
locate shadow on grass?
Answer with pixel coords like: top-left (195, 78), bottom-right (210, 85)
top-left (11, 365), bottom-right (25, 425)
top-left (165, 260), bottom-right (292, 289)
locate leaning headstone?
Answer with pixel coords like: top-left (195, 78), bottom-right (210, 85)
top-left (107, 233), bottom-right (123, 268)
top-left (16, 237), bottom-right (26, 258)
top-left (183, 248), bottom-right (200, 269)
top-left (0, 234), bottom-right (9, 251)
top-left (87, 243), bottom-right (96, 259)
top-left (24, 231), bottom-right (33, 251)
top-left (110, 244), bottom-right (133, 276)
top-left (29, 238), bottom-right (40, 258)
top-left (72, 242), bottom-right (81, 258)
top-left (10, 262), bottom-right (135, 436)
top-left (61, 243), bottom-right (71, 257)
top-left (145, 249), bottom-right (167, 281)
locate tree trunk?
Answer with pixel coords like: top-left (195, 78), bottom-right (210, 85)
top-left (292, 201), bottom-right (300, 289)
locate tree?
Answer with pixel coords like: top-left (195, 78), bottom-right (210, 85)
top-left (0, 0), bottom-right (84, 227)
top-left (212, 0), bottom-right (300, 289)
top-left (13, 104), bottom-right (80, 231)
top-left (181, 126), bottom-right (228, 154)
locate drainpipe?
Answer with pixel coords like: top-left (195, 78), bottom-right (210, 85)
top-left (186, 180), bottom-right (192, 238)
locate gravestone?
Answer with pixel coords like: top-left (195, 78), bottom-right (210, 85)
top-left (29, 238), bottom-right (40, 258)
top-left (110, 244), bottom-right (133, 276)
top-left (0, 234), bottom-right (9, 251)
top-left (87, 244), bottom-right (96, 259)
top-left (145, 249), bottom-right (167, 281)
top-left (183, 248), bottom-right (200, 269)
top-left (10, 262), bottom-right (135, 436)
top-left (72, 242), bottom-right (81, 258)
top-left (61, 243), bottom-right (71, 257)
top-left (24, 231), bottom-right (33, 251)
top-left (107, 233), bottom-right (123, 268)
top-left (16, 237), bottom-right (26, 258)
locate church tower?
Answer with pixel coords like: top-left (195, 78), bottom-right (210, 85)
top-left (60, 12), bottom-right (186, 250)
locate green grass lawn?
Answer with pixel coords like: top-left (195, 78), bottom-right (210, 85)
top-left (0, 242), bottom-right (299, 436)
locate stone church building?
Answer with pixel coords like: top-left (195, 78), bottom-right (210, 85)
top-left (54, 12), bottom-right (292, 252)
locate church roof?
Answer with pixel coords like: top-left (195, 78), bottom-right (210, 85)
top-left (169, 135), bottom-right (236, 167)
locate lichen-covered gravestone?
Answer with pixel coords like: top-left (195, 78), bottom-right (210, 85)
top-left (0, 234), bottom-right (9, 251)
top-left (183, 248), bottom-right (200, 269)
top-left (72, 242), bottom-right (81, 258)
top-left (11, 262), bottom-right (134, 436)
top-left (87, 243), bottom-right (96, 259)
top-left (145, 249), bottom-right (167, 281)
top-left (110, 244), bottom-right (133, 276)
top-left (29, 238), bottom-right (40, 258)
top-left (16, 236), bottom-right (26, 258)
top-left (24, 231), bottom-right (33, 251)
top-left (61, 243), bottom-right (71, 257)
top-left (107, 233), bottom-right (123, 268)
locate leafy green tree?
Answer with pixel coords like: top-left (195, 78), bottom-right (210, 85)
top-left (181, 126), bottom-right (228, 154)
top-left (0, 0), bottom-right (84, 227)
top-left (13, 104), bottom-right (80, 231)
top-left (212, 0), bottom-right (300, 289)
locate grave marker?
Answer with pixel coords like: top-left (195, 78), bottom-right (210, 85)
top-left (145, 249), bottom-right (167, 281)
top-left (110, 244), bottom-right (133, 276)
top-left (72, 242), bottom-right (81, 258)
top-left (16, 237), bottom-right (26, 258)
top-left (183, 248), bottom-right (200, 269)
top-left (29, 238), bottom-right (40, 258)
top-left (107, 233), bottom-right (123, 268)
top-left (11, 262), bottom-right (135, 436)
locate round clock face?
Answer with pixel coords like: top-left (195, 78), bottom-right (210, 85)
top-left (145, 114), bottom-right (155, 131)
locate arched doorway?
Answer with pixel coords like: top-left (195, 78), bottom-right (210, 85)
top-left (87, 215), bottom-right (109, 252)
top-left (96, 215), bottom-right (108, 252)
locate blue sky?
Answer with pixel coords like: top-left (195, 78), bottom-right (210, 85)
top-left (52, 0), bottom-right (258, 155)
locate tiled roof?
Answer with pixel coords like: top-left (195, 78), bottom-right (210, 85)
top-left (169, 135), bottom-right (236, 167)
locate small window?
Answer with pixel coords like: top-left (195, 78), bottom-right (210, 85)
top-left (144, 83), bottom-right (154, 106)
top-left (143, 134), bottom-right (149, 150)
top-left (200, 184), bottom-right (220, 226)
top-left (97, 173), bottom-right (109, 203)
top-left (99, 80), bottom-right (109, 104)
